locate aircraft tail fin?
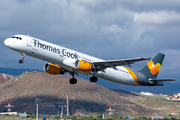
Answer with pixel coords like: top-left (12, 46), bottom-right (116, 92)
top-left (139, 53), bottom-right (165, 79)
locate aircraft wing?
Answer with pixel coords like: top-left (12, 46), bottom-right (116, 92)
top-left (93, 57), bottom-right (149, 70)
top-left (149, 79), bottom-right (176, 82)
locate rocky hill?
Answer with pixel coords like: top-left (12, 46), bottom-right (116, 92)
top-left (0, 73), bottom-right (13, 84)
top-left (0, 72), bottom-right (179, 117)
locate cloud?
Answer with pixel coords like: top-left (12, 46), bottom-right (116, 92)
top-left (133, 11), bottom-right (180, 27)
top-left (120, 0), bottom-right (180, 12)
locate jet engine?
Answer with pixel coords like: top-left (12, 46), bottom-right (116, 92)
top-left (44, 63), bottom-right (64, 75)
top-left (63, 59), bottom-right (92, 72)
top-left (75, 60), bottom-right (92, 72)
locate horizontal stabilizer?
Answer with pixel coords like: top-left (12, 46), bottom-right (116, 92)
top-left (149, 79), bottom-right (176, 82)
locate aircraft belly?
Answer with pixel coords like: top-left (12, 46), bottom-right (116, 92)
top-left (96, 67), bottom-right (139, 86)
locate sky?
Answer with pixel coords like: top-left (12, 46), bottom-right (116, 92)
top-left (0, 0), bottom-right (180, 87)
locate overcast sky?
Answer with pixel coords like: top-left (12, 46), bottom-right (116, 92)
top-left (1, 0), bottom-right (180, 82)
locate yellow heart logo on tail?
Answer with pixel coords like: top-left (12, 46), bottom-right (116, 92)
top-left (147, 61), bottom-right (161, 75)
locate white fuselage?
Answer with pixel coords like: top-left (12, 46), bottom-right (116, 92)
top-left (4, 35), bottom-right (141, 86)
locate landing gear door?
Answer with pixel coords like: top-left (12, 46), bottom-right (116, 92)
top-left (27, 35), bottom-right (32, 47)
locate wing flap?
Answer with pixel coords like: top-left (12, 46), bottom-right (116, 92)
top-left (93, 57), bottom-right (149, 68)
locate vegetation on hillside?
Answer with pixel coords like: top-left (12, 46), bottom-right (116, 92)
top-left (0, 114), bottom-right (179, 120)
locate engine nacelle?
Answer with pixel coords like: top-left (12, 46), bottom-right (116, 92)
top-left (63, 59), bottom-right (92, 72)
top-left (44, 63), bottom-right (64, 75)
top-left (75, 60), bottom-right (92, 72)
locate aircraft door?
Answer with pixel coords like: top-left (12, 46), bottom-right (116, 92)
top-left (27, 35), bottom-right (32, 47)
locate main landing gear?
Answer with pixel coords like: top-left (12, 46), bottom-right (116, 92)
top-left (90, 76), bottom-right (98, 82)
top-left (19, 53), bottom-right (26, 64)
top-left (69, 78), bottom-right (77, 84)
top-left (69, 72), bottom-right (77, 84)
top-left (90, 72), bottom-right (98, 82)
top-left (69, 72), bottom-right (98, 84)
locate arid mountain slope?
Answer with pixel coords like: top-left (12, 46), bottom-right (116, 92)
top-left (0, 72), bottom-right (179, 117)
top-left (0, 72), bottom-right (156, 117)
top-left (0, 73), bottom-right (13, 84)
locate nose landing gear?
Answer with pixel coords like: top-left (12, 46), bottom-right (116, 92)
top-left (19, 53), bottom-right (26, 64)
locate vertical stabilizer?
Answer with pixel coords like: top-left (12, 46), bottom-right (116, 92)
top-left (139, 53), bottom-right (165, 79)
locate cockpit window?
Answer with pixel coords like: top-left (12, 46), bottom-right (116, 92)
top-left (12, 36), bottom-right (22, 40)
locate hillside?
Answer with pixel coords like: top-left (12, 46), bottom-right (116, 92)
top-left (0, 72), bottom-right (179, 117)
top-left (0, 68), bottom-right (42, 76)
top-left (0, 67), bottom-right (178, 94)
top-left (0, 73), bottom-right (13, 84)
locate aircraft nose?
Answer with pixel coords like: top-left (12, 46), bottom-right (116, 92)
top-left (4, 39), bottom-right (10, 46)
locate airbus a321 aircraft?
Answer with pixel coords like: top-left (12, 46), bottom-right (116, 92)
top-left (4, 35), bottom-right (176, 86)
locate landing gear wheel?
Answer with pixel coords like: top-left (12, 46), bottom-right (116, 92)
top-left (90, 76), bottom-right (98, 82)
top-left (19, 53), bottom-right (26, 64)
top-left (69, 78), bottom-right (77, 84)
top-left (19, 60), bottom-right (24, 64)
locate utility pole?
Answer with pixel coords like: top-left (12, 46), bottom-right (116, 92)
top-left (106, 105), bottom-right (115, 118)
top-left (67, 96), bottom-right (69, 116)
top-left (5, 101), bottom-right (14, 113)
top-left (171, 109), bottom-right (176, 118)
top-left (35, 98), bottom-right (40, 120)
top-left (60, 104), bottom-right (64, 119)
top-left (36, 103), bottom-right (38, 120)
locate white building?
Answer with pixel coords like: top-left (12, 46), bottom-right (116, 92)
top-left (140, 92), bottom-right (154, 96)
top-left (0, 112), bottom-right (17, 115)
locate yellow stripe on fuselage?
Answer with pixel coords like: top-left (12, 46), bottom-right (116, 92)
top-left (124, 67), bottom-right (141, 86)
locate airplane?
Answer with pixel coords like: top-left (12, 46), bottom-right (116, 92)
top-left (4, 35), bottom-right (176, 86)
